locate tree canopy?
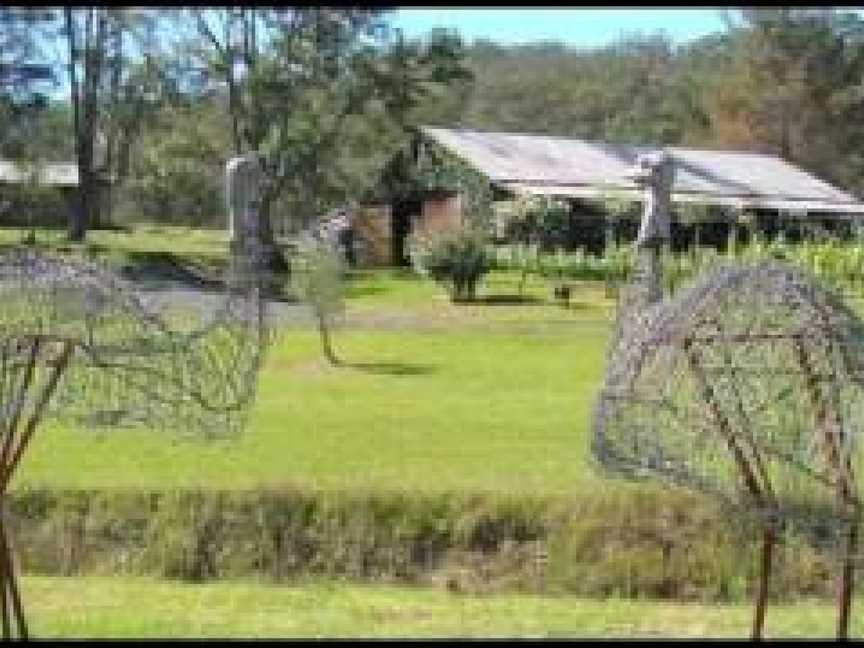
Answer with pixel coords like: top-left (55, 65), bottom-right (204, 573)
top-left (5, 8), bottom-right (864, 238)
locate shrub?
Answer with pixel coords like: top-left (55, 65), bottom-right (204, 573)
top-left (409, 227), bottom-right (491, 302)
top-left (292, 241), bottom-right (345, 365)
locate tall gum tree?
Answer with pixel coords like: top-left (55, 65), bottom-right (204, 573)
top-left (180, 8), bottom-right (470, 273)
top-left (63, 8), bottom-right (164, 240)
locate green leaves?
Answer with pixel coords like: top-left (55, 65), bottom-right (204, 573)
top-left (409, 227), bottom-right (491, 302)
top-left (293, 241), bottom-right (346, 321)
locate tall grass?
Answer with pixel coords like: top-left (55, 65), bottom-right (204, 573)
top-left (7, 485), bottom-right (844, 603)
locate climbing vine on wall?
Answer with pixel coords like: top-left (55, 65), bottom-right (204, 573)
top-left (376, 134), bottom-right (494, 230)
top-left (413, 138), bottom-right (494, 228)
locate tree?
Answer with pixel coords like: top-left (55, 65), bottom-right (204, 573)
top-left (294, 240), bottom-right (345, 366)
top-left (181, 8), bottom-right (470, 271)
top-left (0, 7), bottom-right (55, 104)
top-left (703, 9), bottom-right (864, 194)
top-left (0, 8), bottom-right (57, 160)
top-left (457, 34), bottom-right (709, 146)
top-left (63, 8), bottom-right (164, 240)
top-left (0, 9), bottom-right (64, 231)
top-left (123, 97), bottom-right (231, 226)
top-left (409, 226), bottom-right (491, 302)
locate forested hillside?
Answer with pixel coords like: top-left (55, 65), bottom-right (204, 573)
top-left (451, 9), bottom-right (864, 198)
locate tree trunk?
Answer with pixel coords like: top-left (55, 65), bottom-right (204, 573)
top-left (225, 11), bottom-right (242, 155)
top-left (258, 189), bottom-right (289, 274)
top-left (101, 11), bottom-right (123, 228)
top-left (66, 7), bottom-right (106, 241)
top-left (66, 8), bottom-right (85, 242)
top-left (316, 311), bottom-right (340, 366)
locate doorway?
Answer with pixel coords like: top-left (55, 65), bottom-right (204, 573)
top-left (391, 198), bottom-right (421, 266)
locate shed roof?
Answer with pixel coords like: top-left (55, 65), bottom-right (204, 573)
top-left (420, 127), bottom-right (864, 214)
top-left (0, 161), bottom-right (79, 187)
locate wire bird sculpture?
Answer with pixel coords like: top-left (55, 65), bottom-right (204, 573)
top-left (0, 154), bottom-right (269, 639)
top-left (593, 151), bottom-right (864, 640)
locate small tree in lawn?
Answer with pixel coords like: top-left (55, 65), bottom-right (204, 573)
top-left (409, 226), bottom-right (490, 302)
top-left (295, 241), bottom-right (345, 366)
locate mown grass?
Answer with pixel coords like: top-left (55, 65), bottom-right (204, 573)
top-left (22, 317), bottom-right (611, 492)
top-left (2, 225), bottom-right (862, 618)
top-left (0, 224), bottom-right (228, 257)
top-left (19, 575), bottom-right (864, 638)
top-left (8, 226), bottom-right (616, 493)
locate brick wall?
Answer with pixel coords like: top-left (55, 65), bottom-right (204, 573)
top-left (352, 204), bottom-right (392, 266)
top-left (415, 192), bottom-right (462, 239)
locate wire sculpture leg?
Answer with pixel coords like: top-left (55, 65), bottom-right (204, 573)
top-left (0, 337), bottom-right (74, 640)
top-left (0, 529), bottom-right (9, 639)
top-left (793, 339), bottom-right (859, 640)
top-left (837, 515), bottom-right (858, 640)
top-left (0, 511), bottom-right (26, 640)
top-left (686, 339), bottom-right (774, 640)
top-left (752, 525), bottom-right (775, 641)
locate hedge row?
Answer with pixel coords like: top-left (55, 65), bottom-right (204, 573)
top-left (5, 485), bottom-right (845, 602)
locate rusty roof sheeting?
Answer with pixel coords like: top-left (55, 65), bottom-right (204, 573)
top-left (421, 127), bottom-right (863, 212)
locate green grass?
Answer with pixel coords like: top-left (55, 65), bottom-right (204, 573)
top-left (3, 226), bottom-right (862, 622)
top-left (0, 225), bottom-right (232, 272)
top-left (20, 279), bottom-right (613, 493)
top-left (0, 225), bottom-right (617, 492)
top-left (19, 575), bottom-right (863, 638)
top-left (0, 225), bottom-right (614, 491)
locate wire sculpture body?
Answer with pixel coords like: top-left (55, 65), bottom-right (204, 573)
top-left (0, 154), bottom-right (268, 639)
top-left (593, 152), bottom-right (863, 640)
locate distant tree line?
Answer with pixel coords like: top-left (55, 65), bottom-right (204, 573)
top-left (453, 9), bottom-right (864, 199)
top-left (3, 9), bottom-right (864, 257)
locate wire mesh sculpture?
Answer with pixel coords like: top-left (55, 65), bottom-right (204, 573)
top-left (593, 151), bottom-right (864, 640)
top-left (0, 154), bottom-right (269, 639)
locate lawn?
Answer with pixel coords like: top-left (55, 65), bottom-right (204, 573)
top-left (3, 227), bottom-right (862, 635)
top-left (0, 225), bottom-right (230, 270)
top-left (6, 226), bottom-right (617, 493)
top-left (19, 576), bottom-right (863, 638)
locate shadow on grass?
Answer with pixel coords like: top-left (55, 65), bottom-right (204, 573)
top-left (456, 294), bottom-right (546, 306)
top-left (449, 294), bottom-right (601, 311)
top-left (344, 284), bottom-right (386, 298)
top-left (119, 250), bottom-right (225, 290)
top-left (551, 301), bottom-right (597, 311)
top-left (344, 361), bottom-right (436, 376)
top-left (120, 250), bottom-right (298, 302)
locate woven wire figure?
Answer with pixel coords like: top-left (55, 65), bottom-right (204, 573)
top-left (0, 154), bottom-right (269, 639)
top-left (593, 152), bottom-right (864, 640)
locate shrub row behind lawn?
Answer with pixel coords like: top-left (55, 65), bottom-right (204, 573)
top-left (6, 485), bottom-right (842, 603)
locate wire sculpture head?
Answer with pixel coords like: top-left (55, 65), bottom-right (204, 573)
top-left (628, 151), bottom-right (674, 248)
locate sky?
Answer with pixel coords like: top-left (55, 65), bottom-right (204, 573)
top-left (391, 8), bottom-right (728, 47)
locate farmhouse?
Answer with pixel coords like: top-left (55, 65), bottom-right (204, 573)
top-left (0, 160), bottom-right (111, 227)
top-left (354, 126), bottom-right (864, 266)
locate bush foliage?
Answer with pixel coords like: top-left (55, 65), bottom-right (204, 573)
top-left (7, 486), bottom-right (840, 602)
top-left (409, 227), bottom-right (491, 302)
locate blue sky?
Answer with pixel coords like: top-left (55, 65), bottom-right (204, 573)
top-left (391, 9), bottom-right (728, 47)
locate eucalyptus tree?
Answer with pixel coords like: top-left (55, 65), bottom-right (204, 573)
top-left (179, 8), bottom-right (470, 272)
top-left (62, 7), bottom-right (167, 239)
top-left (0, 8), bottom-right (57, 161)
top-left (0, 8), bottom-right (55, 103)
top-left (706, 9), bottom-right (864, 194)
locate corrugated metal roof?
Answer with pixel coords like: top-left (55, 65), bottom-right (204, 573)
top-left (0, 161), bottom-right (78, 186)
top-left (421, 127), bottom-right (864, 213)
top-left (500, 183), bottom-right (864, 215)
